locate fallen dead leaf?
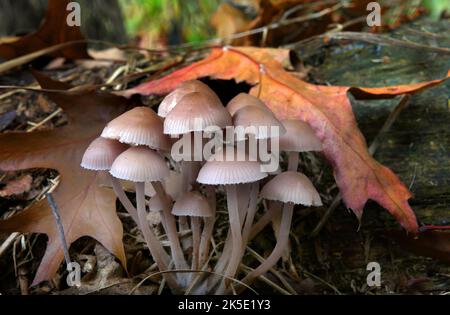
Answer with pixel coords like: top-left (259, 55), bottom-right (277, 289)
top-left (0, 72), bottom-right (137, 285)
top-left (0, 0), bottom-right (89, 62)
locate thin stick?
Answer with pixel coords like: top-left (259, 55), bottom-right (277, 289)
top-left (46, 193), bottom-right (71, 265)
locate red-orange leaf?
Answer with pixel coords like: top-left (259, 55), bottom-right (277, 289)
top-left (0, 0), bottom-right (89, 61)
top-left (0, 73), bottom-right (133, 285)
top-left (126, 47), bottom-right (449, 233)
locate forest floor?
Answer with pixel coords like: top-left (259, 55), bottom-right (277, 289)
top-left (0, 18), bottom-right (449, 295)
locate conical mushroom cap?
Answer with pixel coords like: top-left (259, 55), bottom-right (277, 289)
top-left (101, 107), bottom-right (171, 151)
top-left (197, 146), bottom-right (267, 185)
top-left (172, 191), bottom-right (213, 217)
top-left (260, 171), bottom-right (322, 206)
top-left (110, 146), bottom-right (169, 182)
top-left (149, 194), bottom-right (173, 212)
top-left (158, 80), bottom-right (219, 118)
top-left (164, 92), bottom-right (232, 135)
top-left (233, 106), bottom-right (286, 140)
top-left (227, 93), bottom-right (273, 116)
top-left (81, 137), bottom-right (128, 171)
top-left (280, 120), bottom-right (322, 152)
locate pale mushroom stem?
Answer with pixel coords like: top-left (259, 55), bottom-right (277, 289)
top-left (199, 185), bottom-right (216, 266)
top-left (109, 175), bottom-right (139, 225)
top-left (151, 181), bottom-right (189, 271)
top-left (249, 201), bottom-right (281, 240)
top-left (241, 182), bottom-right (259, 248)
top-left (222, 185), bottom-right (243, 287)
top-left (135, 182), bottom-right (180, 291)
top-left (287, 151), bottom-right (299, 172)
top-left (191, 217), bottom-right (201, 270)
top-left (237, 203), bottom-right (294, 293)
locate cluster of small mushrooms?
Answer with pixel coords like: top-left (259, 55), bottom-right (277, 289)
top-left (81, 80), bottom-right (323, 294)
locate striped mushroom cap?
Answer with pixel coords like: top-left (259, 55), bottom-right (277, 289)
top-left (110, 146), bottom-right (169, 182)
top-left (280, 120), bottom-right (322, 152)
top-left (226, 93), bottom-right (273, 116)
top-left (101, 107), bottom-right (171, 151)
top-left (158, 80), bottom-right (219, 118)
top-left (197, 146), bottom-right (267, 185)
top-left (81, 137), bottom-right (128, 171)
top-left (164, 92), bottom-right (232, 135)
top-left (172, 191), bottom-right (213, 217)
top-left (233, 106), bottom-right (286, 141)
top-left (260, 171), bottom-right (322, 206)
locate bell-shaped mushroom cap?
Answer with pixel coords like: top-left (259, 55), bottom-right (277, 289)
top-left (110, 146), bottom-right (169, 182)
top-left (164, 92), bottom-right (232, 135)
top-left (197, 146), bottom-right (268, 185)
top-left (145, 171), bottom-right (184, 199)
top-left (101, 107), bottom-right (171, 151)
top-left (149, 194), bottom-right (173, 212)
top-left (260, 171), bottom-right (322, 206)
top-left (227, 93), bottom-right (272, 116)
top-left (158, 80), bottom-right (218, 118)
top-left (233, 106), bottom-right (286, 141)
top-left (172, 191), bottom-right (213, 217)
top-left (81, 137), bottom-right (128, 171)
top-left (280, 120), bottom-right (322, 152)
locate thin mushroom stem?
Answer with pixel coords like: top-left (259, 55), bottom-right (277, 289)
top-left (199, 185), bottom-right (216, 266)
top-left (222, 185), bottom-right (243, 289)
top-left (287, 151), bottom-right (299, 172)
top-left (135, 182), bottom-right (180, 292)
top-left (242, 182), bottom-right (259, 248)
top-left (191, 217), bottom-right (201, 270)
top-left (249, 201), bottom-right (281, 240)
top-left (152, 181), bottom-right (189, 271)
top-left (109, 175), bottom-right (139, 225)
top-left (237, 203), bottom-right (294, 293)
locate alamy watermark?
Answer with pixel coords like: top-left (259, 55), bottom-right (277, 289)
top-left (67, 1), bottom-right (81, 27)
top-left (367, 2), bottom-right (382, 27)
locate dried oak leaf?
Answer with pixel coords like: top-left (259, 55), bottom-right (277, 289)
top-left (0, 0), bottom-right (90, 61)
top-left (126, 47), bottom-right (450, 233)
top-left (0, 174), bottom-right (33, 198)
top-left (0, 72), bottom-right (133, 285)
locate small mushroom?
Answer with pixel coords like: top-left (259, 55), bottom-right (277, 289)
top-left (172, 191), bottom-right (213, 270)
top-left (109, 146), bottom-right (182, 291)
top-left (101, 106), bottom-right (171, 151)
top-left (226, 93), bottom-right (273, 116)
top-left (280, 119), bottom-right (322, 171)
top-left (238, 171), bottom-right (322, 292)
top-left (80, 137), bottom-right (137, 223)
top-left (197, 146), bottom-right (267, 287)
top-left (158, 80), bottom-right (220, 118)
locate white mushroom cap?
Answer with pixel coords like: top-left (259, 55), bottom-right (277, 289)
top-left (164, 92), bottom-right (232, 135)
top-left (197, 146), bottom-right (268, 185)
top-left (172, 191), bottom-right (213, 217)
top-left (101, 107), bottom-right (171, 151)
top-left (226, 93), bottom-right (273, 116)
top-left (158, 80), bottom-right (219, 118)
top-left (110, 146), bottom-right (169, 182)
top-left (233, 106), bottom-right (286, 141)
top-left (260, 171), bottom-right (322, 206)
top-left (81, 137), bottom-right (128, 171)
top-left (280, 120), bottom-right (322, 152)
